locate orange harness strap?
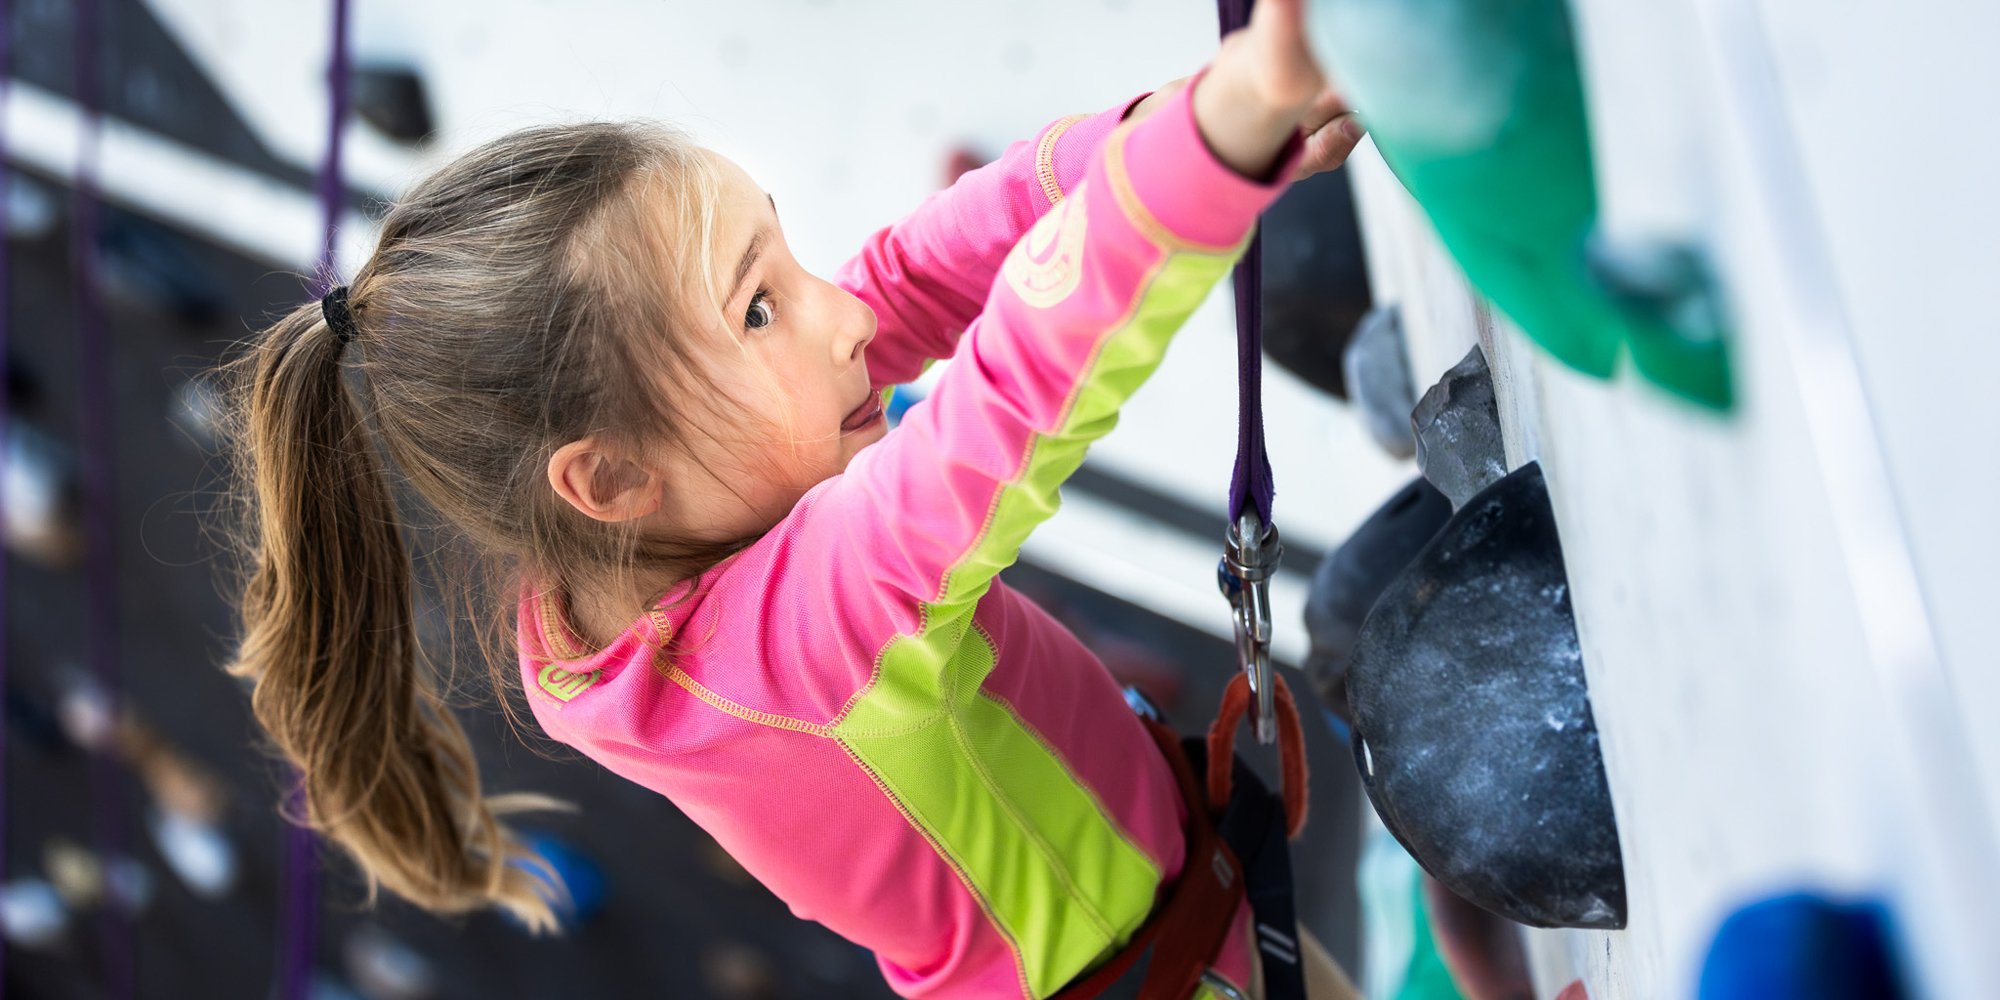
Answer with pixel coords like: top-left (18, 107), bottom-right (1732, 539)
top-left (1206, 671), bottom-right (1310, 840)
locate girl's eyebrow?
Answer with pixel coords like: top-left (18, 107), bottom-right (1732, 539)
top-left (723, 195), bottom-right (780, 306)
top-left (728, 229), bottom-right (767, 305)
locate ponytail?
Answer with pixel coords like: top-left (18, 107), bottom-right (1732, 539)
top-left (224, 295), bottom-right (564, 931)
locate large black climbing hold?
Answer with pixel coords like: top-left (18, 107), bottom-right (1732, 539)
top-left (354, 65), bottom-right (436, 144)
top-left (1303, 478), bottom-right (1453, 723)
top-left (1348, 461), bottom-right (1626, 929)
top-left (1260, 169), bottom-right (1373, 400)
top-left (1412, 346), bottom-right (1507, 510)
top-left (1343, 305), bottom-right (1416, 458)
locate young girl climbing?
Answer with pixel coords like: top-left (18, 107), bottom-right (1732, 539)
top-left (222, 1), bottom-right (1366, 996)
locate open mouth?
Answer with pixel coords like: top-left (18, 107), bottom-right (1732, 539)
top-left (839, 395), bottom-right (886, 433)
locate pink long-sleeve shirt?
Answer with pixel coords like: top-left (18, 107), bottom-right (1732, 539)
top-left (519, 80), bottom-right (1294, 999)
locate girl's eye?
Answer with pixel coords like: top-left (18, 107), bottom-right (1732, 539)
top-left (745, 291), bottom-right (776, 331)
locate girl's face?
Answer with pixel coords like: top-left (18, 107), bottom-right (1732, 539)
top-left (663, 151), bottom-right (887, 541)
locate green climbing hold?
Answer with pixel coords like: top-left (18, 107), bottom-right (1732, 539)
top-left (1308, 0), bottom-right (1734, 410)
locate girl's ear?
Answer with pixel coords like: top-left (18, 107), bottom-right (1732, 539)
top-left (547, 439), bottom-right (662, 522)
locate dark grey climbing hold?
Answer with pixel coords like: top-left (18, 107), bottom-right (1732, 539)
top-left (353, 65), bottom-right (436, 144)
top-left (1303, 478), bottom-right (1453, 723)
top-left (1260, 169), bottom-right (1373, 400)
top-left (98, 215), bottom-right (226, 324)
top-left (1343, 305), bottom-right (1416, 458)
top-left (1348, 462), bottom-right (1626, 929)
top-left (1412, 346), bottom-right (1507, 510)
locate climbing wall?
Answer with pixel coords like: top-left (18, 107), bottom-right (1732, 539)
top-left (1327, 0), bottom-right (2000, 996)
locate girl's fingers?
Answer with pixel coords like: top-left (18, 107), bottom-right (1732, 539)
top-left (1294, 111), bottom-right (1366, 180)
top-left (1239, 0), bottom-right (1325, 113)
top-left (1298, 88), bottom-right (1351, 135)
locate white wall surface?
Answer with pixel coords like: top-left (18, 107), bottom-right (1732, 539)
top-left (1344, 0), bottom-right (1999, 996)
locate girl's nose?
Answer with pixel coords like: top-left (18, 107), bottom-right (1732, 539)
top-left (837, 293), bottom-right (877, 366)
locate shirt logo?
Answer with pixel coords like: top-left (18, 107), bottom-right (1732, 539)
top-left (1002, 185), bottom-right (1087, 308)
top-left (537, 662), bottom-right (602, 702)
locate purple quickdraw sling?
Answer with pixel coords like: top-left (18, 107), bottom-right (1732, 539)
top-left (274, 2), bottom-right (351, 997)
top-left (1213, 0), bottom-right (1285, 752)
top-left (1210, 4), bottom-right (1307, 1000)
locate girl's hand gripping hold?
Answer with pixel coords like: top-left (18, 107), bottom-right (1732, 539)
top-left (1193, 0), bottom-right (1359, 181)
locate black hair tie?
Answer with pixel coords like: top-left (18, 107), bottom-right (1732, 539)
top-left (321, 285), bottom-right (359, 347)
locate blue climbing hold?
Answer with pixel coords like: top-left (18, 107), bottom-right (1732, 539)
top-left (1698, 893), bottom-right (1904, 1000)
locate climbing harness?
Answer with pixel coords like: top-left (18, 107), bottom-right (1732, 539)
top-left (1055, 675), bottom-right (1311, 1000)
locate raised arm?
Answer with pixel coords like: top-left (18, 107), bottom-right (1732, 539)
top-left (833, 94), bottom-right (1147, 391)
top-left (814, 68), bottom-right (1312, 629)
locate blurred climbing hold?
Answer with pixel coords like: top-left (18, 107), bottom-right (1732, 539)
top-left (150, 810), bottom-right (238, 899)
top-left (4, 169), bottom-right (58, 241)
top-left (1343, 305), bottom-right (1417, 458)
top-left (1303, 477), bottom-right (1452, 725)
top-left (1697, 893), bottom-right (1905, 1000)
top-left (343, 924), bottom-right (440, 1000)
top-left (0, 878), bottom-right (68, 950)
top-left (516, 832), bottom-right (607, 929)
top-left (1356, 823), bottom-right (1465, 1000)
top-left (352, 64), bottom-right (436, 144)
top-left (1303, 0), bottom-right (1733, 410)
top-left (1348, 462), bottom-right (1626, 928)
top-left (1585, 234), bottom-right (1733, 410)
top-left (3, 421), bottom-right (82, 568)
top-left (97, 213), bottom-right (226, 324)
top-left (1260, 169), bottom-right (1373, 400)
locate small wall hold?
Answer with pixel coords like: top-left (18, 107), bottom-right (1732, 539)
top-left (1586, 232), bottom-right (1734, 410)
top-left (1260, 169), bottom-right (1374, 400)
top-left (1412, 346), bottom-right (1507, 510)
top-left (1343, 305), bottom-right (1417, 459)
top-left (1348, 461), bottom-right (1626, 929)
top-left (5, 170), bottom-right (60, 241)
top-left (353, 65), bottom-right (437, 144)
top-left (1698, 894), bottom-right (1905, 1000)
top-left (4, 421), bottom-right (83, 569)
top-left (344, 924), bottom-right (441, 1000)
top-left (1303, 477), bottom-right (1453, 723)
top-left (98, 213), bottom-right (227, 324)
top-left (0, 878), bottom-right (69, 949)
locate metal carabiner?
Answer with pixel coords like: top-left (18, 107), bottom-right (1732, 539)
top-left (1218, 512), bottom-right (1283, 744)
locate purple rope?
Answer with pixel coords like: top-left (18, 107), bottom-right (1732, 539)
top-left (1217, 0), bottom-right (1274, 527)
top-left (312, 0), bottom-right (351, 293)
top-left (0, 1), bottom-right (12, 993)
top-left (70, 1), bottom-right (137, 996)
top-left (275, 2), bottom-right (350, 996)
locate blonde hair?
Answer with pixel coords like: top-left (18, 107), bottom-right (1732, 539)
top-left (218, 120), bottom-right (740, 930)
